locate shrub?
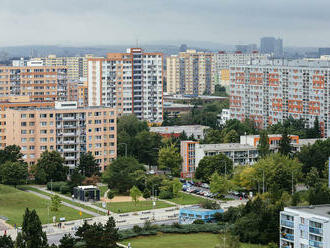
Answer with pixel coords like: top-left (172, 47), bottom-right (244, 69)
top-left (200, 199), bottom-right (220, 210)
top-left (47, 181), bottom-right (66, 192)
top-left (171, 222), bottom-right (182, 229)
top-left (133, 225), bottom-right (143, 233)
top-left (143, 188), bottom-right (151, 199)
top-left (60, 185), bottom-right (71, 194)
top-left (143, 220), bottom-right (153, 231)
top-left (159, 190), bottom-right (173, 199)
top-left (107, 190), bottom-right (115, 200)
top-left (193, 219), bottom-right (205, 224)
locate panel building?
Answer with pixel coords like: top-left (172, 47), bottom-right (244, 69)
top-left (166, 50), bottom-right (215, 95)
top-left (260, 37), bottom-right (283, 57)
top-left (88, 48), bottom-right (163, 123)
top-left (0, 65), bottom-right (67, 101)
top-left (280, 205), bottom-right (330, 248)
top-left (0, 101), bottom-right (116, 171)
top-left (229, 60), bottom-right (330, 137)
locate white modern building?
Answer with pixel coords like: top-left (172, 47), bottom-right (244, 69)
top-left (217, 109), bottom-right (231, 126)
top-left (150, 125), bottom-right (209, 140)
top-left (88, 48), bottom-right (163, 123)
top-left (280, 205), bottom-right (330, 248)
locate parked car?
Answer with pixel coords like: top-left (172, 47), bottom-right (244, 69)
top-left (180, 178), bottom-right (186, 183)
top-left (201, 183), bottom-right (210, 189)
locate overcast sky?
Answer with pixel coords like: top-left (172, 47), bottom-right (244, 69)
top-left (0, 0), bottom-right (329, 47)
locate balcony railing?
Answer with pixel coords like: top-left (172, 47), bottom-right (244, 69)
top-left (309, 227), bottom-right (323, 235)
top-left (309, 240), bottom-right (323, 248)
top-left (281, 220), bottom-right (294, 228)
top-left (281, 233), bottom-right (294, 241)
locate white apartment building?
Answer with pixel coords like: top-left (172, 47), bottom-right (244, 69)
top-left (280, 205), bottom-right (330, 248)
top-left (230, 60), bottom-right (330, 137)
top-left (166, 50), bottom-right (215, 95)
top-left (150, 125), bottom-right (209, 140)
top-left (217, 109), bottom-right (231, 126)
top-left (88, 48), bottom-right (163, 123)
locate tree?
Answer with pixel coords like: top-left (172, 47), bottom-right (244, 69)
top-left (210, 172), bottom-right (231, 196)
top-left (0, 145), bottom-right (23, 165)
top-left (107, 190), bottom-right (115, 200)
top-left (313, 116), bottom-right (321, 138)
top-left (34, 168), bottom-right (47, 185)
top-left (34, 150), bottom-right (68, 182)
top-left (223, 129), bottom-right (239, 143)
top-left (0, 161), bottom-right (28, 187)
top-left (16, 208), bottom-right (48, 248)
top-left (158, 144), bottom-right (183, 176)
top-left (195, 154), bottom-right (233, 182)
top-left (68, 169), bottom-right (85, 189)
top-left (202, 129), bottom-right (223, 144)
top-left (308, 184), bottom-right (330, 205)
top-left (258, 131), bottom-right (270, 158)
top-left (278, 129), bottom-right (292, 156)
top-left (130, 186), bottom-right (142, 206)
top-left (79, 152), bottom-right (99, 177)
top-left (172, 178), bottom-right (182, 198)
top-left (59, 234), bottom-right (76, 248)
top-left (143, 188), bottom-right (151, 199)
top-left (215, 233), bottom-right (240, 248)
top-left (75, 217), bottom-right (119, 248)
top-left (51, 194), bottom-right (62, 212)
top-left (305, 167), bottom-right (320, 188)
top-left (0, 235), bottom-right (14, 248)
top-left (102, 157), bottom-right (145, 193)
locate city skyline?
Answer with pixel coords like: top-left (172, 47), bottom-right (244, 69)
top-left (0, 0), bottom-right (330, 47)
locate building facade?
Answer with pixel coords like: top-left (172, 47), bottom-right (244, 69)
top-left (280, 205), bottom-right (330, 248)
top-left (150, 125), bottom-right (209, 140)
top-left (166, 50), bottom-right (216, 95)
top-left (0, 101), bottom-right (116, 171)
top-left (260, 37), bottom-right (283, 57)
top-left (229, 62), bottom-right (330, 136)
top-left (0, 65), bottom-right (67, 101)
top-left (88, 48), bottom-right (163, 123)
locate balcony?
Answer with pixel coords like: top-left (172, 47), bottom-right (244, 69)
top-left (63, 140), bottom-right (76, 145)
top-left (309, 240), bottom-right (323, 248)
top-left (65, 156), bottom-right (76, 160)
top-left (63, 132), bottom-right (76, 137)
top-left (309, 227), bottom-right (323, 235)
top-left (281, 220), bottom-right (294, 228)
top-left (62, 116), bottom-right (76, 121)
top-left (281, 233), bottom-right (294, 241)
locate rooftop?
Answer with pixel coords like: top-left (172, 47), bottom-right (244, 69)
top-left (285, 205), bottom-right (330, 219)
top-left (198, 143), bottom-right (256, 151)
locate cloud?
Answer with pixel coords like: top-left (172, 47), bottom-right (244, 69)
top-left (0, 0), bottom-right (329, 47)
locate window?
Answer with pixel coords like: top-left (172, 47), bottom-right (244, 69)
top-left (21, 122), bottom-right (27, 126)
top-left (29, 130), bottom-right (35, 134)
top-left (21, 130), bottom-right (27, 134)
top-left (89, 144), bottom-right (92, 148)
top-left (29, 122), bottom-right (35, 126)
top-left (40, 138), bottom-right (47, 142)
top-left (40, 146), bottom-right (47, 150)
top-left (40, 122), bottom-right (47, 126)
top-left (29, 114), bottom-right (35, 118)
top-left (40, 130), bottom-right (47, 134)
top-left (22, 146), bottom-right (27, 151)
top-left (21, 114), bottom-right (27, 118)
top-left (40, 114), bottom-right (47, 118)
top-left (29, 146), bottom-right (35, 150)
top-left (21, 138), bottom-right (27, 142)
top-left (29, 138), bottom-right (35, 142)
top-left (301, 217), bottom-right (305, 224)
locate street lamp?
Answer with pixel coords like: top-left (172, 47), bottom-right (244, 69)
top-left (119, 143), bottom-right (127, 157)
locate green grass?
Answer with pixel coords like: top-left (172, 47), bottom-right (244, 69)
top-left (0, 184), bottom-right (92, 226)
top-left (18, 185), bottom-right (105, 216)
top-left (167, 192), bottom-right (203, 205)
top-left (121, 233), bottom-right (267, 248)
top-left (95, 200), bottom-right (173, 213)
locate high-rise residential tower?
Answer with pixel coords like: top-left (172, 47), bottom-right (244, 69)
top-left (88, 48), bottom-right (163, 123)
top-left (260, 37), bottom-right (283, 57)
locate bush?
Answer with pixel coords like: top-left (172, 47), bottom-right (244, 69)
top-left (143, 220), bottom-right (153, 231)
top-left (107, 190), bottom-right (115, 200)
top-left (143, 188), bottom-right (151, 199)
top-left (200, 199), bottom-right (220, 210)
top-left (159, 190), bottom-right (173, 199)
top-left (133, 225), bottom-right (143, 233)
top-left (60, 185), bottom-right (71, 194)
top-left (193, 219), bottom-right (204, 224)
top-left (171, 222), bottom-right (182, 229)
top-left (46, 181), bottom-right (66, 192)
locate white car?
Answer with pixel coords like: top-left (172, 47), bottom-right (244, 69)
top-left (201, 183), bottom-right (210, 189)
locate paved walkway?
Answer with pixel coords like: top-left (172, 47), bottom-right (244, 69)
top-left (29, 186), bottom-right (108, 214)
top-left (26, 190), bottom-right (101, 217)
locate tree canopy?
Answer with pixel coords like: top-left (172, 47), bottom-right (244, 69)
top-left (79, 152), bottom-right (99, 177)
top-left (158, 144), bottom-right (183, 176)
top-left (0, 161), bottom-right (28, 187)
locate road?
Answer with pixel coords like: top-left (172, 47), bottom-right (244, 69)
top-left (47, 219), bottom-right (176, 245)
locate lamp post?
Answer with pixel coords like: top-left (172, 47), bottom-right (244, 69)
top-left (119, 143), bottom-right (127, 157)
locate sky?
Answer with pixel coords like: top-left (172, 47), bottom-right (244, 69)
top-left (0, 0), bottom-right (330, 47)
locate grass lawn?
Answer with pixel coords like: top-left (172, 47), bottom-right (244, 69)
top-left (95, 200), bottom-right (173, 213)
top-left (0, 184), bottom-right (92, 226)
top-left (167, 192), bottom-right (203, 205)
top-left (18, 185), bottom-right (105, 216)
top-left (121, 233), bottom-right (267, 248)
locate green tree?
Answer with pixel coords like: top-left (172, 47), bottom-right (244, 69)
top-left (130, 186), bottom-right (142, 206)
top-left (0, 235), bottom-right (14, 248)
top-left (107, 190), bottom-right (115, 200)
top-left (75, 217), bottom-right (119, 248)
top-left (102, 157), bottom-right (145, 194)
top-left (223, 129), bottom-right (239, 143)
top-left (59, 234), bottom-right (76, 248)
top-left (210, 172), bottom-right (231, 196)
top-left (158, 144), bottom-right (183, 176)
top-left (308, 184), bottom-right (330, 205)
top-left (305, 167), bottom-right (320, 188)
top-left (172, 178), bottom-right (182, 198)
top-left (278, 128), bottom-right (292, 156)
top-left (143, 188), bottom-right (151, 199)
top-left (16, 208), bottom-right (48, 248)
top-left (0, 145), bottom-right (23, 165)
top-left (34, 168), bottom-right (47, 185)
top-left (68, 169), bottom-right (85, 189)
top-left (195, 154), bottom-right (233, 182)
top-left (51, 194), bottom-right (62, 212)
top-left (215, 232), bottom-right (240, 248)
top-left (313, 116), bottom-right (321, 138)
top-left (0, 161), bottom-right (28, 187)
top-left (202, 129), bottom-right (223, 144)
top-left (34, 150), bottom-right (68, 182)
top-left (258, 131), bottom-right (270, 158)
top-left (79, 152), bottom-right (99, 177)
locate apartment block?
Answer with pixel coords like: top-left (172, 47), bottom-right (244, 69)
top-left (180, 135), bottom-right (319, 178)
top-left (88, 48), bottom-right (163, 123)
top-left (230, 61), bottom-right (330, 137)
top-left (280, 205), bottom-right (330, 248)
top-left (166, 50), bottom-right (215, 95)
top-left (77, 81), bottom-right (88, 107)
top-left (0, 101), bottom-right (116, 171)
top-left (0, 65), bottom-right (67, 101)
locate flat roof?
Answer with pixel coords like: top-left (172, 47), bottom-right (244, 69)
top-left (285, 205), bottom-right (330, 219)
top-left (199, 143), bottom-right (257, 151)
top-left (150, 125), bottom-right (209, 133)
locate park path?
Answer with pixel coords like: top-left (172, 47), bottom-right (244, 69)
top-left (25, 190), bottom-right (101, 217)
top-left (29, 185), bottom-right (109, 214)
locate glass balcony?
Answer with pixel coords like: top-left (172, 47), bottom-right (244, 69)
top-left (309, 227), bottom-right (323, 235)
top-left (281, 233), bottom-right (294, 241)
top-left (281, 220), bottom-right (294, 228)
top-left (309, 240), bottom-right (323, 248)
